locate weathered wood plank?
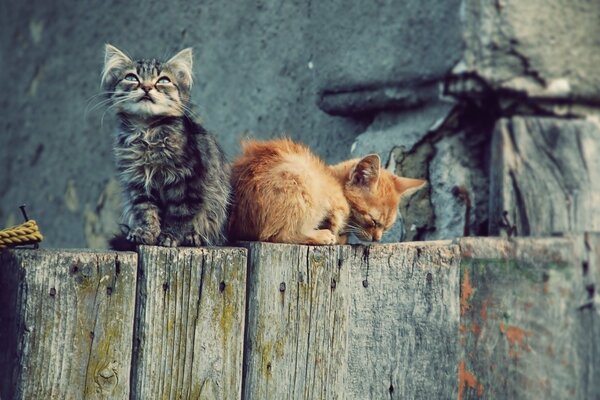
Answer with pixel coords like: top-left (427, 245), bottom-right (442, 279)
top-left (579, 232), bottom-right (600, 400)
top-left (0, 249), bottom-right (137, 400)
top-left (489, 117), bottom-right (600, 236)
top-left (131, 246), bottom-right (247, 400)
top-left (458, 237), bottom-right (585, 400)
top-left (345, 241), bottom-right (460, 399)
top-left (242, 241), bottom-right (460, 399)
top-left (242, 242), bottom-right (351, 400)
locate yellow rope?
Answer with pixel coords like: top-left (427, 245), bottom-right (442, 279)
top-left (0, 220), bottom-right (44, 249)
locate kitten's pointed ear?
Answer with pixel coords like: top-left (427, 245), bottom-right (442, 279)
top-left (167, 48), bottom-right (193, 88)
top-left (393, 176), bottom-right (427, 195)
top-left (101, 44), bottom-right (132, 89)
top-left (349, 154), bottom-right (380, 189)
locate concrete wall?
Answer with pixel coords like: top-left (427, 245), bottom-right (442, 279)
top-left (1, 0), bottom-right (599, 247)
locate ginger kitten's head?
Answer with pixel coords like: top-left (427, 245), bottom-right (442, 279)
top-left (340, 154), bottom-right (426, 242)
top-left (101, 44), bottom-right (193, 118)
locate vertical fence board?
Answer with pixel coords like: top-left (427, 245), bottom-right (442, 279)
top-left (458, 237), bottom-right (585, 400)
top-left (131, 246), bottom-right (247, 400)
top-left (242, 242), bottom-right (351, 399)
top-left (0, 249), bottom-right (137, 400)
top-left (345, 241), bottom-right (460, 399)
top-left (580, 233), bottom-right (600, 400)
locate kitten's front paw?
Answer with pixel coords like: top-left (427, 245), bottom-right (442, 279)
top-left (158, 232), bottom-right (179, 247)
top-left (182, 233), bottom-right (204, 247)
top-left (127, 226), bottom-right (159, 245)
top-left (306, 229), bottom-right (337, 245)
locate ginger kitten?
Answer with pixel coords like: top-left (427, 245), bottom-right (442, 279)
top-left (229, 138), bottom-right (425, 245)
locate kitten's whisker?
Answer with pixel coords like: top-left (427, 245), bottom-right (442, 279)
top-left (86, 98), bottom-right (115, 116)
top-left (178, 104), bottom-right (201, 120)
top-left (100, 96), bottom-right (131, 128)
top-left (85, 91), bottom-right (118, 103)
top-left (85, 92), bottom-right (129, 117)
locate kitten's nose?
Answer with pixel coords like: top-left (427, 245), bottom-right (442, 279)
top-left (141, 83), bottom-right (153, 93)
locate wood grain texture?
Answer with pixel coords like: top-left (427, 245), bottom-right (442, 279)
top-left (458, 237), bottom-right (585, 400)
top-left (580, 233), bottom-right (600, 400)
top-left (242, 242), bottom-right (351, 400)
top-left (0, 249), bottom-right (137, 400)
top-left (132, 245), bottom-right (247, 400)
top-left (489, 117), bottom-right (600, 236)
top-left (242, 241), bottom-right (460, 400)
top-left (345, 241), bottom-right (460, 399)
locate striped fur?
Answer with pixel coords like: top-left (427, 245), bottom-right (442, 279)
top-left (102, 45), bottom-right (230, 247)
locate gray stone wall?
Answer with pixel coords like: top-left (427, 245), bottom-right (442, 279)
top-left (1, 0), bottom-right (599, 247)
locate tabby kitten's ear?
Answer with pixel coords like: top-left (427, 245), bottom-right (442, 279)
top-left (167, 48), bottom-right (194, 89)
top-left (393, 176), bottom-right (427, 195)
top-left (350, 154), bottom-right (380, 189)
top-left (101, 44), bottom-right (133, 90)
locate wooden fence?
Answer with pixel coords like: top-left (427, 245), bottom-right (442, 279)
top-left (0, 236), bottom-right (597, 399)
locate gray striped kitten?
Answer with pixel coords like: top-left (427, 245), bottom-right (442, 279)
top-left (101, 44), bottom-right (230, 247)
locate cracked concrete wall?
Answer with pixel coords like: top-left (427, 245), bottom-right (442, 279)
top-left (1, 0), bottom-right (598, 247)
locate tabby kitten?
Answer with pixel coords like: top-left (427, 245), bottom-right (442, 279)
top-left (101, 44), bottom-right (230, 247)
top-left (229, 138), bottom-right (425, 245)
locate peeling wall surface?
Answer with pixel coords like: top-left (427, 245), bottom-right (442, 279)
top-left (1, 0), bottom-right (599, 247)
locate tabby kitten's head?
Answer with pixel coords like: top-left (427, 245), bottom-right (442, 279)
top-left (101, 44), bottom-right (193, 118)
top-left (342, 155), bottom-right (426, 241)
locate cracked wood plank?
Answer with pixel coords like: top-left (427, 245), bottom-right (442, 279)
top-left (131, 246), bottom-right (247, 400)
top-left (345, 241), bottom-right (460, 399)
top-left (0, 249), bottom-right (137, 400)
top-left (242, 242), bottom-right (351, 400)
top-left (489, 117), bottom-right (600, 236)
top-left (242, 241), bottom-right (460, 399)
top-left (458, 237), bottom-right (585, 400)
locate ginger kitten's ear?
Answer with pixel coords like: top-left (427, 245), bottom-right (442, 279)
top-left (167, 48), bottom-right (194, 89)
top-left (350, 154), bottom-right (380, 189)
top-left (101, 44), bottom-right (132, 89)
top-left (393, 176), bottom-right (427, 195)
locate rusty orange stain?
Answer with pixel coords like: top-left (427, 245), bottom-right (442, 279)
top-left (477, 382), bottom-right (484, 397)
top-left (500, 323), bottom-right (530, 347)
top-left (500, 322), bottom-right (532, 359)
top-left (471, 323), bottom-right (481, 336)
top-left (461, 269), bottom-right (474, 316)
top-left (459, 323), bottom-right (467, 334)
top-left (458, 360), bottom-right (483, 400)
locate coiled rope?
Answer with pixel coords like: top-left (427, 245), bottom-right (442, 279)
top-left (0, 220), bottom-right (44, 249)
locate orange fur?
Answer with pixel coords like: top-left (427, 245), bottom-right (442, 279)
top-left (229, 138), bottom-right (426, 245)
